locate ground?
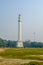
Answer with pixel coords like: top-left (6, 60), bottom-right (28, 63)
top-left (0, 48), bottom-right (43, 65)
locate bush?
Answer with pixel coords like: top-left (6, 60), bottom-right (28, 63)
top-left (29, 62), bottom-right (39, 65)
top-left (23, 62), bottom-right (39, 65)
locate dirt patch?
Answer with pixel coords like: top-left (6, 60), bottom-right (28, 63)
top-left (0, 48), bottom-right (4, 52)
top-left (0, 58), bottom-right (43, 65)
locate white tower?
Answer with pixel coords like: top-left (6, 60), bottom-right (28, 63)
top-left (17, 14), bottom-right (23, 47)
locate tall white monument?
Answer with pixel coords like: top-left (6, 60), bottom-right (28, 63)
top-left (17, 14), bottom-right (23, 47)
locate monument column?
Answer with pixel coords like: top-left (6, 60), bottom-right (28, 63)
top-left (17, 14), bottom-right (23, 47)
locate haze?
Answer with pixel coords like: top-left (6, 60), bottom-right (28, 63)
top-left (0, 0), bottom-right (43, 42)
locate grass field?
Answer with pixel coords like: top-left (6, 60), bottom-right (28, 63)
top-left (0, 48), bottom-right (43, 60)
top-left (0, 48), bottom-right (43, 65)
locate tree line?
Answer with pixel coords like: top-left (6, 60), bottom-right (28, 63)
top-left (0, 38), bottom-right (43, 48)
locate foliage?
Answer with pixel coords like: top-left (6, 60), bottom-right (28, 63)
top-left (0, 38), bottom-right (43, 48)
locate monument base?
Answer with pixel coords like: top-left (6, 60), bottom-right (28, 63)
top-left (17, 41), bottom-right (23, 48)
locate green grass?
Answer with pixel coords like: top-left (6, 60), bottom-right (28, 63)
top-left (0, 48), bottom-right (43, 60)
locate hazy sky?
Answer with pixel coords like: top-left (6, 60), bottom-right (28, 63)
top-left (0, 0), bottom-right (43, 42)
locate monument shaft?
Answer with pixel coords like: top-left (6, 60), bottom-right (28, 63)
top-left (17, 14), bottom-right (23, 47)
top-left (18, 18), bottom-right (22, 41)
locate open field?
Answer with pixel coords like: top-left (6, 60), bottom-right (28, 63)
top-left (0, 48), bottom-right (43, 65)
top-left (0, 48), bottom-right (43, 60)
